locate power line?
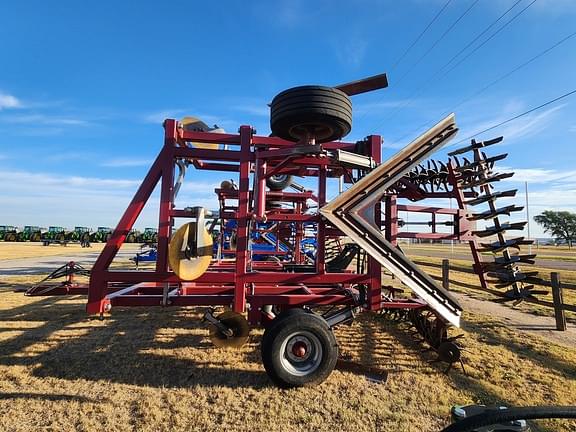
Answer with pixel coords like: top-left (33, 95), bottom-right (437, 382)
top-left (440, 0), bottom-right (538, 79)
top-left (394, 0), bottom-right (481, 88)
top-left (389, 28), bottom-right (576, 145)
top-left (450, 30), bottom-right (576, 113)
top-left (453, 88), bottom-right (576, 145)
top-left (432, 0), bottom-right (525, 81)
top-left (363, 0), bottom-right (527, 137)
top-left (354, 0), bottom-right (454, 126)
top-left (390, 0), bottom-right (454, 71)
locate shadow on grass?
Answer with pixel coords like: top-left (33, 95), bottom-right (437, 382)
top-left (461, 319), bottom-right (576, 380)
top-left (0, 392), bottom-right (99, 403)
top-left (0, 297), bottom-right (270, 389)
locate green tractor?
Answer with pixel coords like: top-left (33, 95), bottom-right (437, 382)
top-left (67, 226), bottom-right (91, 243)
top-left (125, 229), bottom-right (141, 243)
top-left (90, 227), bottom-right (112, 243)
top-left (0, 225), bottom-right (19, 242)
top-left (139, 227), bottom-right (158, 244)
top-left (18, 226), bottom-right (43, 242)
top-left (44, 226), bottom-right (67, 242)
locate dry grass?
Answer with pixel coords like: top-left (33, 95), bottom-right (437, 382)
top-left (1, 275), bottom-right (575, 431)
top-left (0, 242), bottom-right (106, 260)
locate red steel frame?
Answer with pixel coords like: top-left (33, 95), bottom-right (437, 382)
top-left (27, 119), bottom-right (484, 324)
top-left (84, 121), bottom-right (397, 325)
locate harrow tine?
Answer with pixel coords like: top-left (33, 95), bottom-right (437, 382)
top-left (472, 221), bottom-right (527, 237)
top-left (468, 204), bottom-right (524, 221)
top-left (487, 270), bottom-right (539, 283)
top-left (497, 285), bottom-right (547, 302)
top-left (438, 160), bottom-right (448, 174)
top-left (448, 136), bottom-right (504, 156)
top-left (494, 254), bottom-right (537, 265)
top-left (464, 189), bottom-right (517, 206)
top-left (478, 237), bottom-right (533, 253)
top-left (464, 172), bottom-right (514, 188)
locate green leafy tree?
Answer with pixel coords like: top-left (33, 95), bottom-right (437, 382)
top-left (534, 210), bottom-right (576, 248)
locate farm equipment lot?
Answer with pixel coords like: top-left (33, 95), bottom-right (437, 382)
top-left (0, 244), bottom-right (575, 431)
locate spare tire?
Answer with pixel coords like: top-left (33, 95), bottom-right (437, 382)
top-left (270, 86), bottom-right (352, 143)
top-left (266, 174), bottom-right (293, 191)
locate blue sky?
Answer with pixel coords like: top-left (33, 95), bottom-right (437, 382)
top-left (0, 0), bottom-right (575, 237)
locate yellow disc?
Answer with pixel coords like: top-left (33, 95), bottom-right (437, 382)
top-left (180, 116), bottom-right (220, 150)
top-left (168, 222), bottom-right (213, 281)
top-left (209, 311), bottom-right (250, 349)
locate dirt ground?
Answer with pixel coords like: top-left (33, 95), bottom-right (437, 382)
top-left (0, 244), bottom-right (575, 431)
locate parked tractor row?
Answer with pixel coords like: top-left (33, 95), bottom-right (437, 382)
top-left (0, 225), bottom-right (158, 243)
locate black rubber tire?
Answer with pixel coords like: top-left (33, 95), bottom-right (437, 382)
top-left (261, 309), bottom-right (338, 388)
top-left (270, 86), bottom-right (352, 143)
top-left (441, 406), bottom-right (576, 432)
top-left (266, 174), bottom-right (293, 191)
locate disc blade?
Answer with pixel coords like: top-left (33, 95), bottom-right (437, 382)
top-left (180, 116), bottom-right (222, 149)
top-left (168, 222), bottom-right (213, 281)
top-left (209, 311), bottom-right (250, 349)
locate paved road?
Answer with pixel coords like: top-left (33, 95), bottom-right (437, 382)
top-left (0, 247), bottom-right (139, 276)
top-left (404, 247), bottom-right (576, 271)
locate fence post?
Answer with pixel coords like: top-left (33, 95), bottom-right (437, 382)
top-left (442, 259), bottom-right (450, 290)
top-left (551, 272), bottom-right (567, 331)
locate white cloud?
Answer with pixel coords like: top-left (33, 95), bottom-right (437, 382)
top-left (101, 158), bottom-right (153, 168)
top-left (46, 152), bottom-right (93, 162)
top-left (0, 113), bottom-right (89, 126)
top-left (533, 0), bottom-right (576, 13)
top-left (334, 36), bottom-right (368, 68)
top-left (0, 170), bottom-right (141, 190)
top-left (231, 104), bottom-right (269, 117)
top-left (0, 92), bottom-right (21, 110)
top-left (501, 166), bottom-right (576, 184)
top-left (0, 169), bottom-right (219, 228)
top-left (462, 104), bottom-right (565, 144)
top-left (274, 0), bottom-right (305, 27)
top-left (355, 99), bottom-right (422, 116)
top-left (143, 109), bottom-right (187, 124)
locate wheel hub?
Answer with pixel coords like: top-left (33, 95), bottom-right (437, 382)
top-left (291, 341), bottom-right (308, 358)
top-left (286, 336), bottom-right (313, 362)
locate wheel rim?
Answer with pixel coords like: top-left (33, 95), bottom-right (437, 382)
top-left (270, 174), bottom-right (288, 183)
top-left (279, 331), bottom-right (323, 377)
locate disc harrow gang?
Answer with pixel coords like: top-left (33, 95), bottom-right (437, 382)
top-left (379, 305), bottom-right (465, 373)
